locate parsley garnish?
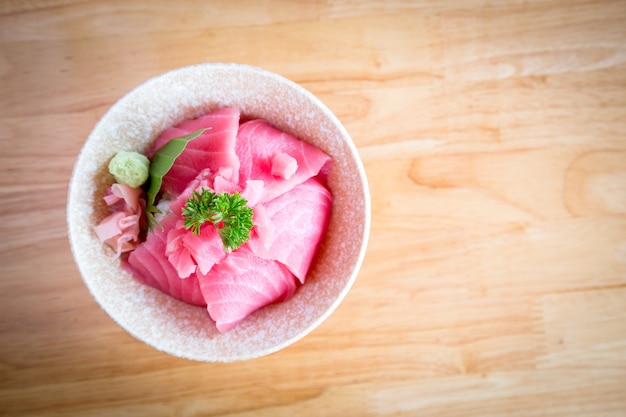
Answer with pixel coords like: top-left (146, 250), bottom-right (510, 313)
top-left (182, 188), bottom-right (254, 252)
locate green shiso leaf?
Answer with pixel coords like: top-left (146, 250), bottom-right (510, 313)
top-left (145, 127), bottom-right (209, 229)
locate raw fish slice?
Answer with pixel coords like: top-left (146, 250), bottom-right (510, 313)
top-left (198, 246), bottom-right (297, 332)
top-left (251, 204), bottom-right (274, 249)
top-left (271, 152), bottom-right (298, 179)
top-left (123, 250), bottom-right (160, 291)
top-left (165, 225), bottom-right (198, 279)
top-left (212, 174), bottom-right (241, 195)
top-left (166, 221), bottom-right (226, 277)
top-left (168, 168), bottom-right (213, 216)
top-left (148, 127), bottom-right (188, 154)
top-left (150, 108), bottom-right (239, 154)
top-left (126, 240), bottom-right (173, 294)
top-left (151, 107), bottom-right (241, 196)
top-left (125, 214), bottom-right (206, 306)
top-left (235, 120), bottom-right (332, 203)
top-left (182, 225), bottom-right (225, 275)
top-left (247, 177), bottom-right (332, 283)
top-left (241, 180), bottom-right (265, 207)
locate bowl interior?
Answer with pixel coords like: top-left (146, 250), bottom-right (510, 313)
top-left (67, 63), bottom-right (370, 362)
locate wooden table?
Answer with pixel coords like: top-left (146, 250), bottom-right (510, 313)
top-left (2, 1), bottom-right (626, 415)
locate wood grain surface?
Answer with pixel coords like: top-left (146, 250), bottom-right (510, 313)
top-left (1, 1), bottom-right (626, 416)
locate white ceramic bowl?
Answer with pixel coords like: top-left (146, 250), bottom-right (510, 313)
top-left (67, 63), bottom-right (370, 362)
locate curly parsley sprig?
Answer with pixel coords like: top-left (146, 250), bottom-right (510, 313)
top-left (182, 188), bottom-right (254, 252)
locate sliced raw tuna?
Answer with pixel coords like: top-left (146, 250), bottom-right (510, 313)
top-left (212, 174), bottom-right (241, 195)
top-left (271, 152), bottom-right (298, 179)
top-left (166, 220), bottom-right (225, 278)
top-left (125, 213), bottom-right (206, 306)
top-left (235, 119), bottom-right (332, 203)
top-left (240, 180), bottom-right (265, 207)
top-left (150, 107), bottom-right (241, 196)
top-left (167, 168), bottom-right (213, 216)
top-left (164, 224), bottom-right (198, 279)
top-left (251, 204), bottom-right (274, 249)
top-left (198, 246), bottom-right (297, 333)
top-left (247, 177), bottom-right (332, 283)
top-left (117, 109), bottom-right (336, 331)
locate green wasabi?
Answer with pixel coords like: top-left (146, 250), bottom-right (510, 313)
top-left (108, 150), bottom-right (150, 188)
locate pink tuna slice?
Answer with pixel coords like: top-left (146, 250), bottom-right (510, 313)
top-left (251, 204), bottom-right (275, 249)
top-left (212, 174), bottom-right (241, 195)
top-left (168, 168), bottom-right (213, 216)
top-left (240, 180), bottom-right (265, 207)
top-left (235, 119), bottom-right (332, 203)
top-left (198, 246), bottom-right (297, 333)
top-left (166, 220), bottom-right (226, 278)
top-left (271, 152), bottom-right (298, 179)
top-left (125, 213), bottom-right (206, 306)
top-left (247, 177), bottom-right (332, 283)
top-left (165, 224), bottom-right (198, 279)
top-left (168, 169), bottom-right (257, 218)
top-left (150, 107), bottom-right (241, 196)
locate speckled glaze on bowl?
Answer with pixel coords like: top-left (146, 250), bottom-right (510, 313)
top-left (67, 63), bottom-right (370, 362)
